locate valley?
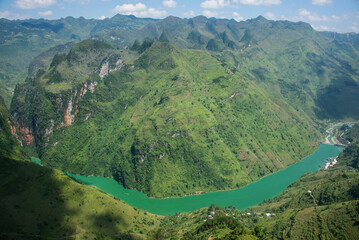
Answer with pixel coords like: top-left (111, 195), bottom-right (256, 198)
top-left (32, 142), bottom-right (342, 216)
top-left (11, 40), bottom-right (319, 198)
top-left (1, 9), bottom-right (359, 239)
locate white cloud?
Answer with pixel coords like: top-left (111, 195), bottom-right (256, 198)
top-left (299, 8), bottom-right (310, 17)
top-left (112, 3), bottom-right (166, 18)
top-left (233, 11), bottom-right (244, 21)
top-left (113, 3), bottom-right (146, 13)
top-left (202, 10), bottom-right (218, 17)
top-left (0, 11), bottom-right (11, 18)
top-left (343, 13), bottom-right (350, 20)
top-left (146, 8), bottom-right (167, 17)
top-left (64, 0), bottom-right (90, 4)
top-left (201, 0), bottom-right (230, 9)
top-left (239, 0), bottom-right (281, 6)
top-left (265, 12), bottom-right (276, 20)
top-left (312, 0), bottom-right (332, 6)
top-left (0, 10), bottom-right (30, 19)
top-left (38, 10), bottom-right (53, 16)
top-left (313, 25), bottom-right (331, 31)
top-left (331, 15), bottom-right (340, 22)
top-left (163, 0), bottom-right (177, 8)
top-left (350, 26), bottom-right (359, 32)
top-left (184, 10), bottom-right (196, 17)
top-left (15, 0), bottom-right (57, 9)
top-left (297, 8), bottom-right (340, 22)
top-left (98, 16), bottom-right (106, 20)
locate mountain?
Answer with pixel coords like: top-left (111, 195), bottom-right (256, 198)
top-left (3, 15), bottom-right (359, 119)
top-left (3, 13), bottom-right (359, 239)
top-left (11, 39), bottom-right (319, 197)
top-left (247, 124), bottom-right (359, 239)
top-left (1, 94), bottom-right (265, 239)
top-left (76, 16), bottom-right (359, 120)
top-left (0, 96), bottom-right (27, 161)
top-left (0, 14), bottom-right (158, 106)
top-left (0, 97), bottom-right (162, 239)
top-left (8, 14), bottom-right (359, 198)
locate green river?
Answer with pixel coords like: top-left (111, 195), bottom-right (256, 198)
top-left (31, 142), bottom-right (343, 215)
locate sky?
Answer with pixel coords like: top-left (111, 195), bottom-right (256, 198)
top-left (1, 0), bottom-right (359, 33)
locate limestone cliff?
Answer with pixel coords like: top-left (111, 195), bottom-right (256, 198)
top-left (11, 40), bottom-right (124, 154)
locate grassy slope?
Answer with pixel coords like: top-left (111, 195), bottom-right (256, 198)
top-left (0, 97), bottom-right (161, 240)
top-left (1, 93), bottom-right (261, 240)
top-left (3, 15), bottom-right (359, 119)
top-left (248, 168), bottom-right (359, 238)
top-left (13, 41), bottom-right (319, 198)
top-left (246, 127), bottom-right (359, 239)
top-left (153, 16), bottom-right (359, 121)
top-left (0, 159), bottom-right (162, 240)
top-left (0, 96), bottom-right (28, 161)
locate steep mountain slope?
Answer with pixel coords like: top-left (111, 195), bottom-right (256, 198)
top-left (137, 16), bottom-right (359, 120)
top-left (247, 125), bottom-right (359, 239)
top-left (11, 40), bottom-right (319, 197)
top-left (0, 98), bottom-right (161, 239)
top-left (0, 94), bottom-right (264, 239)
top-left (0, 15), bottom-right (157, 106)
top-left (3, 15), bottom-right (359, 120)
top-left (0, 96), bottom-right (27, 161)
top-left (0, 158), bottom-right (163, 240)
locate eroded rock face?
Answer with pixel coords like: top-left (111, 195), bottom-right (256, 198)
top-left (64, 99), bottom-right (74, 127)
top-left (7, 119), bottom-right (23, 146)
top-left (99, 58), bottom-right (123, 80)
top-left (80, 83), bottom-right (88, 97)
top-left (12, 52), bottom-right (124, 152)
top-left (99, 61), bottom-right (109, 80)
top-left (7, 119), bottom-right (17, 136)
top-left (88, 81), bottom-right (98, 93)
top-left (18, 121), bottom-right (34, 146)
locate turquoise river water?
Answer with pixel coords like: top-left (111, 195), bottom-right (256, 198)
top-left (31, 142), bottom-right (343, 215)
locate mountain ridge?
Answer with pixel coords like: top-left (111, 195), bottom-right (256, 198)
top-left (11, 40), bottom-right (319, 197)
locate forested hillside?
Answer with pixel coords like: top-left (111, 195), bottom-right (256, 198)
top-left (2, 15), bottom-right (359, 119)
top-left (11, 39), bottom-right (319, 197)
top-left (0, 97), bottom-right (162, 239)
top-left (247, 123), bottom-right (359, 239)
top-left (0, 15), bottom-right (157, 106)
top-left (2, 12), bottom-right (359, 240)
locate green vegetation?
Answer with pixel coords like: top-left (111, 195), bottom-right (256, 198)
top-left (245, 124), bottom-right (359, 239)
top-left (147, 205), bottom-right (264, 239)
top-left (0, 15), bottom-right (157, 106)
top-left (11, 40), bottom-right (319, 198)
top-left (0, 158), bottom-right (162, 239)
top-left (3, 15), bottom-right (359, 120)
top-left (336, 123), bottom-right (359, 145)
top-left (0, 96), bottom-right (28, 161)
top-left (1, 94), bottom-right (162, 239)
top-left (337, 123), bottom-right (359, 168)
top-left (2, 14), bottom-right (359, 239)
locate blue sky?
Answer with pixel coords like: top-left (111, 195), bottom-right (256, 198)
top-left (1, 0), bottom-right (359, 33)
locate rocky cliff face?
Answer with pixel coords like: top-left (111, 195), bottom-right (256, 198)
top-left (18, 121), bottom-right (34, 145)
top-left (11, 40), bottom-right (123, 152)
top-left (6, 119), bottom-right (22, 145)
top-left (11, 41), bottom-right (321, 198)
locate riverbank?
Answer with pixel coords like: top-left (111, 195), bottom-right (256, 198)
top-left (67, 144), bottom-right (343, 215)
top-left (323, 124), bottom-right (346, 146)
top-left (324, 156), bottom-right (338, 170)
top-left (30, 129), bottom-right (344, 215)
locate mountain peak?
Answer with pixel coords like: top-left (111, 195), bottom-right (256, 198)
top-left (163, 16), bottom-right (182, 22)
top-left (252, 15), bottom-right (268, 21)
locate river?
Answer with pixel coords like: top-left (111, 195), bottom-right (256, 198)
top-left (31, 142), bottom-right (343, 215)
